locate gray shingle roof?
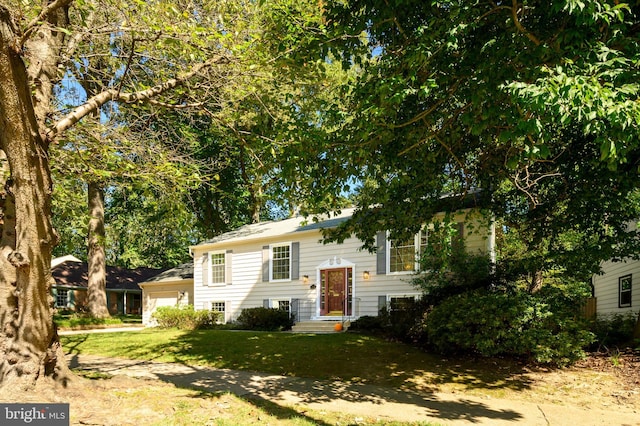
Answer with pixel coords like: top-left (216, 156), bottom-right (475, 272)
top-left (141, 263), bottom-right (194, 284)
top-left (193, 208), bottom-right (355, 248)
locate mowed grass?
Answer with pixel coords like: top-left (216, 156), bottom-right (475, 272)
top-left (61, 328), bottom-right (533, 395)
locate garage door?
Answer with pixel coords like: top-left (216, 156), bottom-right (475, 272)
top-left (144, 291), bottom-right (177, 325)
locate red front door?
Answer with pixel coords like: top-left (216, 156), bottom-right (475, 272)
top-left (320, 268), bottom-right (348, 315)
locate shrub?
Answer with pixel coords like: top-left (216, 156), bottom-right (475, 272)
top-left (377, 298), bottom-right (430, 344)
top-left (235, 307), bottom-right (294, 331)
top-left (590, 312), bottom-right (638, 350)
top-left (348, 315), bottom-right (384, 332)
top-left (151, 305), bottom-right (219, 330)
top-left (425, 288), bottom-right (594, 366)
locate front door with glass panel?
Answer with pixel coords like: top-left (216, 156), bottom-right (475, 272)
top-left (320, 268), bottom-right (352, 316)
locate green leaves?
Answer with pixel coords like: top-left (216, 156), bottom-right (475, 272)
top-left (315, 0), bottom-right (640, 282)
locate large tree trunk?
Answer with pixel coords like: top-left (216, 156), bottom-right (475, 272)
top-left (0, 13), bottom-right (69, 389)
top-left (87, 181), bottom-right (110, 318)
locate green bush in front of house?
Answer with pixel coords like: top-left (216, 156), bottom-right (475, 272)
top-left (235, 307), bottom-right (294, 331)
top-left (589, 312), bottom-right (638, 350)
top-left (152, 305), bottom-right (220, 330)
top-left (424, 287), bottom-right (595, 366)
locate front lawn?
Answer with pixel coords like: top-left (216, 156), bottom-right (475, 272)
top-left (60, 328), bottom-right (638, 411)
top-left (62, 329), bottom-right (438, 388)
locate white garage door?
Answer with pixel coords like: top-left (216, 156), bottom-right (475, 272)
top-left (144, 291), bottom-right (178, 325)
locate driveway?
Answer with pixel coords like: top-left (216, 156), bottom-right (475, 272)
top-left (66, 353), bottom-right (639, 425)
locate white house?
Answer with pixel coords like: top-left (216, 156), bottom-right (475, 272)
top-left (591, 220), bottom-right (640, 318)
top-left (182, 207), bottom-right (495, 326)
top-left (593, 259), bottom-right (640, 317)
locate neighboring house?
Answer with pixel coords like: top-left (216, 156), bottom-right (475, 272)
top-left (138, 263), bottom-right (194, 325)
top-left (51, 256), bottom-right (161, 315)
top-left (593, 258), bottom-right (640, 317)
top-left (185, 207), bottom-right (495, 324)
top-left (592, 221), bottom-right (640, 317)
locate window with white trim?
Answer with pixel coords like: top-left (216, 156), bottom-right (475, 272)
top-left (388, 231), bottom-right (428, 273)
top-left (271, 243), bottom-right (291, 281)
top-left (619, 275), bottom-right (632, 308)
top-left (210, 301), bottom-right (226, 323)
top-left (209, 252), bottom-right (226, 285)
top-left (271, 299), bottom-right (291, 315)
top-left (55, 289), bottom-right (68, 308)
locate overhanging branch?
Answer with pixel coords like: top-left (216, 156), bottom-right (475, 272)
top-left (46, 55), bottom-right (231, 142)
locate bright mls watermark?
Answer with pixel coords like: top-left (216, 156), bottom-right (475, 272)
top-left (0, 404), bottom-right (69, 425)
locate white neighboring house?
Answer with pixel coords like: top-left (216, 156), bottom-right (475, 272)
top-left (593, 259), bottom-right (640, 317)
top-left (592, 221), bottom-right (640, 317)
top-left (138, 263), bottom-right (194, 325)
top-left (187, 207), bottom-right (495, 324)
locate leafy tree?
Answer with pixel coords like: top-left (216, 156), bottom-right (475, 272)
top-left (316, 1), bottom-right (640, 289)
top-left (0, 0), bottom-right (339, 390)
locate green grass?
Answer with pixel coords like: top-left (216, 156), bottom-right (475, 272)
top-left (55, 313), bottom-right (142, 329)
top-left (61, 328), bottom-right (533, 394)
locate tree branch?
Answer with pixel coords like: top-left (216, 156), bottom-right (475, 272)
top-left (46, 55), bottom-right (231, 142)
top-left (20, 0), bottom-right (74, 47)
top-left (511, 0), bottom-right (541, 46)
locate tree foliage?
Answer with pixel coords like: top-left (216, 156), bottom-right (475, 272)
top-left (315, 0), bottom-right (640, 283)
top-left (0, 0), bottom-right (342, 389)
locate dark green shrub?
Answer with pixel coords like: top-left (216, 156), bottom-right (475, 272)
top-left (378, 298), bottom-right (430, 343)
top-left (590, 312), bottom-right (637, 349)
top-left (425, 288), bottom-right (594, 366)
top-left (349, 315), bottom-right (384, 332)
top-left (235, 307), bottom-right (294, 331)
top-left (151, 305), bottom-right (219, 330)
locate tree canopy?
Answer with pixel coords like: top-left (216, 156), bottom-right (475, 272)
top-left (313, 0), bottom-right (640, 284)
top-left (0, 0), bottom-right (344, 389)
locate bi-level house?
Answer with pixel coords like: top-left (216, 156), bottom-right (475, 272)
top-left (138, 206), bottom-right (495, 327)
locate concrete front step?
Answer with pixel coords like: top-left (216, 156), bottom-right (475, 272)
top-left (291, 320), bottom-right (350, 333)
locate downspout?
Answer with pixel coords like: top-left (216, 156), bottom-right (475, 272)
top-left (488, 215), bottom-right (496, 265)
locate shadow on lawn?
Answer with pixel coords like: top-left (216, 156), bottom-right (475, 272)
top-left (67, 354), bottom-right (523, 423)
top-left (65, 328), bottom-right (535, 424)
top-left (164, 329), bottom-right (537, 395)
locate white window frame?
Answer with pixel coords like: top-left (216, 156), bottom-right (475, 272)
top-left (210, 300), bottom-right (227, 323)
top-left (208, 251), bottom-right (226, 286)
top-left (386, 230), bottom-right (428, 274)
top-left (270, 242), bottom-right (292, 282)
top-left (269, 298), bottom-right (292, 317)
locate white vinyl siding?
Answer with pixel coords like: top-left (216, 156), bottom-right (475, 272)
top-left (593, 258), bottom-right (640, 316)
top-left (191, 209), bottom-right (492, 321)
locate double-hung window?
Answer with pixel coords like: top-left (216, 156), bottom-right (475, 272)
top-left (210, 301), bottom-right (226, 323)
top-left (55, 289), bottom-right (68, 308)
top-left (388, 231), bottom-right (428, 273)
top-left (209, 252), bottom-right (226, 285)
top-left (271, 243), bottom-right (291, 281)
top-left (619, 275), bottom-right (632, 308)
top-left (262, 242), bottom-right (299, 282)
